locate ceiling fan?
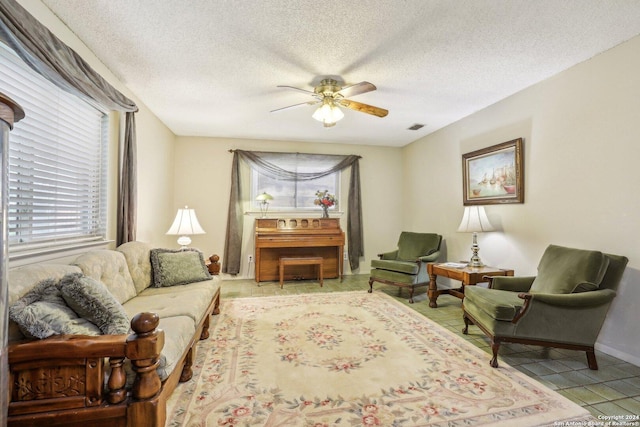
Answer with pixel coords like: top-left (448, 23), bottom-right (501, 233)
top-left (271, 78), bottom-right (389, 127)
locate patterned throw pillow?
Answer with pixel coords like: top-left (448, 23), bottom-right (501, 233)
top-left (9, 278), bottom-right (101, 339)
top-left (59, 273), bottom-right (130, 335)
top-left (150, 248), bottom-right (211, 288)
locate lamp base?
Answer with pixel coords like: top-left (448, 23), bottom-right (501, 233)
top-left (259, 202), bottom-right (269, 218)
top-left (177, 235), bottom-right (191, 249)
top-left (467, 255), bottom-right (485, 268)
top-left (467, 232), bottom-right (485, 268)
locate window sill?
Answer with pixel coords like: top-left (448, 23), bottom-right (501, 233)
top-left (245, 210), bottom-right (344, 218)
top-left (8, 240), bottom-right (114, 268)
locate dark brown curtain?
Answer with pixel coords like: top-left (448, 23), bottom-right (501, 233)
top-left (0, 0), bottom-right (139, 244)
top-left (222, 150), bottom-right (363, 274)
top-left (347, 159), bottom-right (363, 268)
top-left (117, 112), bottom-right (137, 245)
top-left (222, 152), bottom-right (243, 274)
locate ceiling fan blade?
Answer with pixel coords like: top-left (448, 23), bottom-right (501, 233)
top-left (338, 99), bottom-right (388, 118)
top-left (276, 85), bottom-right (317, 96)
top-left (336, 81), bottom-right (376, 98)
top-left (270, 100), bottom-right (319, 113)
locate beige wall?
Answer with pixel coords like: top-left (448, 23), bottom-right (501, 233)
top-left (170, 137), bottom-right (404, 277)
top-left (403, 36), bottom-right (640, 365)
top-left (133, 107), bottom-right (176, 247)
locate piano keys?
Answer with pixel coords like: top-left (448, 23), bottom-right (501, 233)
top-left (254, 218), bottom-right (345, 282)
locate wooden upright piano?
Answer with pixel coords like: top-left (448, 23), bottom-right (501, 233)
top-left (254, 218), bottom-right (345, 282)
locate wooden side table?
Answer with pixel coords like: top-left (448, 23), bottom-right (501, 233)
top-left (427, 262), bottom-right (514, 308)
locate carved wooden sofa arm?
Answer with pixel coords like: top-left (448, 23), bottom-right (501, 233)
top-left (8, 312), bottom-right (164, 427)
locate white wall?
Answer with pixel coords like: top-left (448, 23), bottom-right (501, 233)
top-left (171, 137), bottom-right (404, 278)
top-left (403, 36), bottom-right (640, 365)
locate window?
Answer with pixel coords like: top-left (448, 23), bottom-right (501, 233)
top-left (250, 154), bottom-right (340, 211)
top-left (0, 43), bottom-right (108, 256)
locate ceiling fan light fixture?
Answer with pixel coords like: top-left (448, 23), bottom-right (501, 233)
top-left (274, 78), bottom-right (387, 126)
top-left (312, 98), bottom-right (344, 126)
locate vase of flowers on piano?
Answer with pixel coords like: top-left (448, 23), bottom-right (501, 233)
top-left (314, 190), bottom-right (335, 218)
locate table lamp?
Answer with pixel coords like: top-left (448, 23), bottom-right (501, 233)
top-left (457, 206), bottom-right (494, 267)
top-left (166, 206), bottom-right (206, 248)
top-left (256, 192), bottom-right (273, 218)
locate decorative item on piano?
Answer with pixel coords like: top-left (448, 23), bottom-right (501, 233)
top-left (314, 190), bottom-right (335, 218)
top-left (256, 192), bottom-right (273, 218)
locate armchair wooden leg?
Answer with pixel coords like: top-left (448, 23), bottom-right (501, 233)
top-left (586, 348), bottom-right (599, 370)
top-left (462, 314), bottom-right (470, 335)
top-left (368, 278), bottom-right (374, 293)
top-left (490, 340), bottom-right (500, 368)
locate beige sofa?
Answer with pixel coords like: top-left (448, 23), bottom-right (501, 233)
top-left (6, 241), bottom-right (221, 427)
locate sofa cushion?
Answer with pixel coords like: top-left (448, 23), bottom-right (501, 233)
top-left (8, 264), bottom-right (83, 307)
top-left (73, 250), bottom-right (137, 304)
top-left (369, 268), bottom-right (422, 285)
top-left (371, 259), bottom-right (419, 275)
top-left (156, 315), bottom-right (196, 381)
top-left (530, 245), bottom-right (608, 294)
top-left (113, 314), bottom-right (196, 385)
top-left (9, 278), bottom-right (101, 339)
top-left (116, 241), bottom-right (153, 294)
top-left (59, 273), bottom-right (130, 335)
top-left (125, 278), bottom-right (220, 322)
top-left (150, 248), bottom-right (211, 288)
top-left (464, 286), bottom-right (525, 321)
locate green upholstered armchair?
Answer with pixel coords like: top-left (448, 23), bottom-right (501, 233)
top-left (462, 244), bottom-right (628, 370)
top-left (368, 232), bottom-right (442, 303)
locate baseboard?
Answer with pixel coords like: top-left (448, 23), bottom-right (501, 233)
top-left (595, 342), bottom-right (640, 367)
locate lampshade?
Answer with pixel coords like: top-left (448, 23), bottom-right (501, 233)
top-left (312, 98), bottom-right (344, 127)
top-left (166, 206), bottom-right (205, 247)
top-left (256, 192), bottom-right (273, 218)
top-left (457, 206), bottom-right (495, 233)
top-left (255, 192), bottom-right (273, 202)
top-left (458, 206), bottom-right (494, 267)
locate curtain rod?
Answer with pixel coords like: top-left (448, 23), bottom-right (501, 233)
top-left (228, 149), bottom-right (361, 159)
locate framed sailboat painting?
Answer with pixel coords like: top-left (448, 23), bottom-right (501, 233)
top-left (462, 138), bottom-right (524, 205)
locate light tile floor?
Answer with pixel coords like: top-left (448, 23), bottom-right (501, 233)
top-left (219, 274), bottom-right (640, 419)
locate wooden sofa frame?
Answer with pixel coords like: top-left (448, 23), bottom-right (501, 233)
top-left (7, 291), bottom-right (220, 427)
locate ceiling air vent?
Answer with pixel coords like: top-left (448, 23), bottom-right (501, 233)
top-left (407, 123), bottom-right (425, 131)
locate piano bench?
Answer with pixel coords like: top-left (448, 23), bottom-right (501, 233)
top-left (279, 256), bottom-right (324, 289)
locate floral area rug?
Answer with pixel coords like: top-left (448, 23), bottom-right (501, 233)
top-left (166, 291), bottom-right (594, 426)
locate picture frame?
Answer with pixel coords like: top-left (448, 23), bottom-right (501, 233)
top-left (462, 138), bottom-right (524, 205)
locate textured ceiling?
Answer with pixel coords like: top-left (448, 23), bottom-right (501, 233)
top-left (41, 0), bottom-right (640, 147)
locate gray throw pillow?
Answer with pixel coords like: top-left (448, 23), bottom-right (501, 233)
top-left (9, 278), bottom-right (101, 339)
top-left (59, 273), bottom-right (130, 335)
top-left (150, 248), bottom-right (211, 288)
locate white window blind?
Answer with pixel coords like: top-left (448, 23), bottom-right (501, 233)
top-left (0, 43), bottom-right (108, 256)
